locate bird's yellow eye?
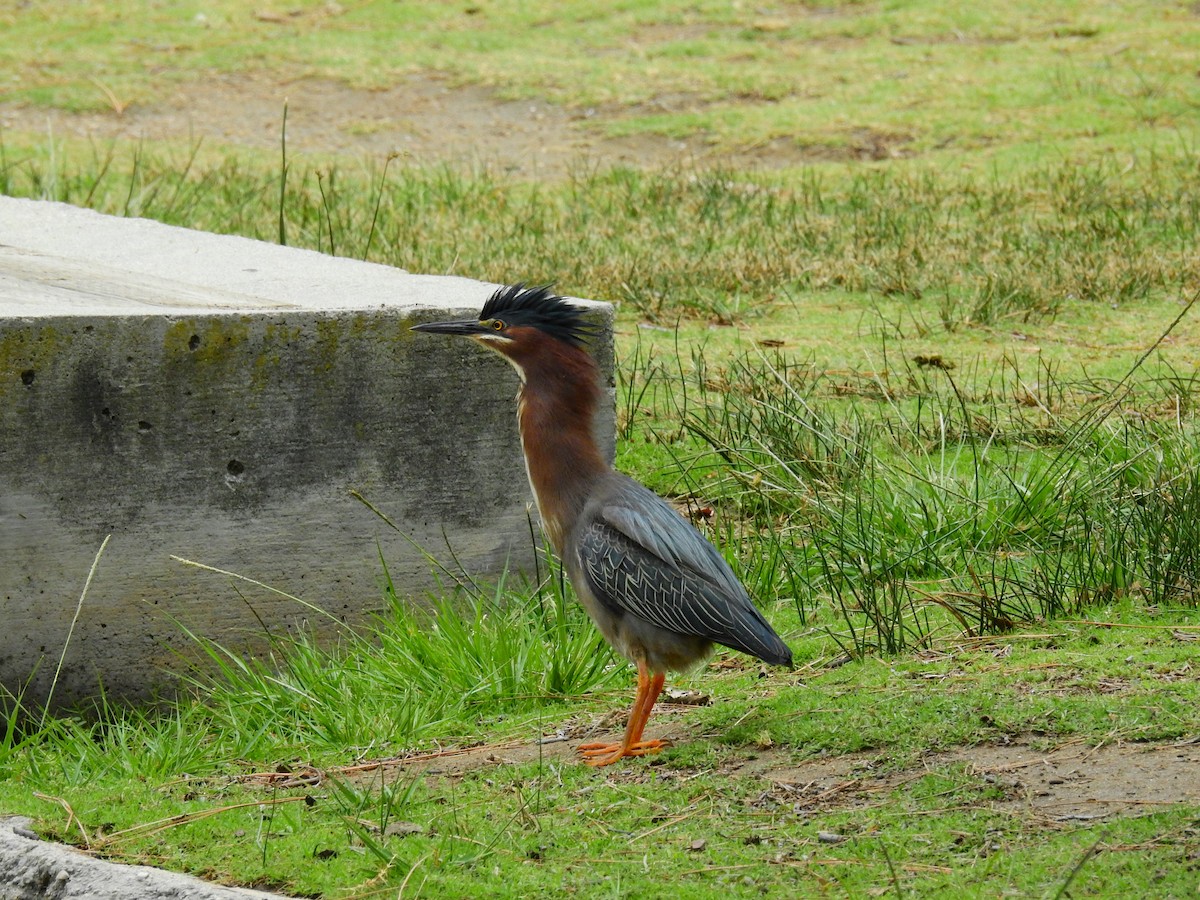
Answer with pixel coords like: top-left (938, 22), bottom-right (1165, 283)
top-left (491, 319), bottom-right (505, 331)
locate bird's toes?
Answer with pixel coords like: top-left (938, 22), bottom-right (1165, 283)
top-left (577, 739), bottom-right (670, 766)
top-left (579, 745), bottom-right (624, 767)
top-left (578, 742), bottom-right (621, 758)
top-left (582, 753), bottom-right (624, 767)
top-left (625, 739), bottom-right (669, 756)
top-left (578, 742), bottom-right (628, 766)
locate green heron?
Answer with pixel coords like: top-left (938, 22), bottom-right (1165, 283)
top-left (412, 284), bottom-right (792, 766)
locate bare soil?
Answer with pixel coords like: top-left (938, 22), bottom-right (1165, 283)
top-left (329, 703), bottom-right (1200, 825)
top-left (745, 739), bottom-right (1200, 823)
top-left (0, 72), bottom-right (900, 176)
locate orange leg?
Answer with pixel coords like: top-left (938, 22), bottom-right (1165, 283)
top-left (578, 659), bottom-right (668, 766)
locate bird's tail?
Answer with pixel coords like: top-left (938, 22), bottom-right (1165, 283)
top-left (724, 604), bottom-right (793, 668)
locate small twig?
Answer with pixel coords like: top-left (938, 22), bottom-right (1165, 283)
top-left (1074, 733), bottom-right (1118, 768)
top-left (776, 857), bottom-right (874, 868)
top-left (1058, 619), bottom-right (1200, 631)
top-left (230, 737), bottom-right (534, 787)
top-left (87, 76), bottom-right (128, 114)
top-left (628, 811), bottom-right (697, 844)
top-left (396, 853), bottom-right (429, 899)
top-left (903, 863), bottom-right (955, 874)
top-left (33, 792), bottom-right (91, 849)
top-left (100, 796), bottom-right (310, 846)
top-left (679, 863), bottom-right (759, 877)
top-left (812, 779), bottom-right (857, 802)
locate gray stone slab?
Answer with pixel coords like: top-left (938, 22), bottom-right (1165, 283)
top-left (0, 196), bottom-right (490, 314)
top-left (0, 197), bottom-right (614, 709)
top-left (0, 816), bottom-right (288, 899)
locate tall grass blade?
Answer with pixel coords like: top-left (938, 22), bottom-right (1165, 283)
top-left (40, 534), bottom-right (110, 729)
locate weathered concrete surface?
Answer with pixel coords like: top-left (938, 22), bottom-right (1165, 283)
top-left (0, 817), bottom-right (288, 900)
top-left (0, 197), bottom-right (614, 709)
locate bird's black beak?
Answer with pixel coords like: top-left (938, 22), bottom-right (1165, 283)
top-left (411, 318), bottom-right (489, 337)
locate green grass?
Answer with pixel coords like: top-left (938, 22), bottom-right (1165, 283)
top-left (4, 138), bottom-right (1199, 328)
top-left (3, 1), bottom-right (1198, 162)
top-left (3, 615), bottom-right (1198, 897)
top-left (660, 313), bottom-right (1200, 649)
top-left (171, 559), bottom-right (623, 767)
top-left (3, 1), bottom-right (1200, 896)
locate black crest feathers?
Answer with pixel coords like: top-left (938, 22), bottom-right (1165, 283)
top-left (481, 283), bottom-right (598, 348)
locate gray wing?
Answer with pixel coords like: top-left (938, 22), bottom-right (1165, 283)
top-left (576, 475), bottom-right (792, 666)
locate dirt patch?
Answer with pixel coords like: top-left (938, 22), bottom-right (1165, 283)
top-left (333, 704), bottom-right (700, 782)
top-left (0, 71), bottom-right (881, 175)
top-left (754, 739), bottom-right (1200, 822)
top-left (279, 703), bottom-right (1200, 825)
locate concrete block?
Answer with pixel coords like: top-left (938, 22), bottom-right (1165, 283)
top-left (0, 197), bottom-right (614, 710)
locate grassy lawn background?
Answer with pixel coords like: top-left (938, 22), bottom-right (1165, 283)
top-left (4, 0), bottom-right (1197, 162)
top-left (2, 1), bottom-right (1200, 896)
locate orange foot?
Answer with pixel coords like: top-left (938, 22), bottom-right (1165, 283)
top-left (577, 739), bottom-right (669, 767)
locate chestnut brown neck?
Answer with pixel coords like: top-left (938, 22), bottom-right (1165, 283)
top-left (500, 329), bottom-right (608, 552)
